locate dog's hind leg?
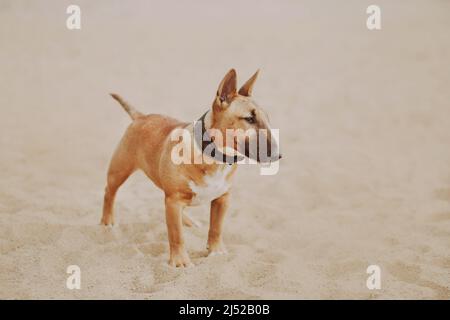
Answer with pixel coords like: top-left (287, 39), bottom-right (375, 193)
top-left (182, 210), bottom-right (202, 228)
top-left (101, 144), bottom-right (135, 226)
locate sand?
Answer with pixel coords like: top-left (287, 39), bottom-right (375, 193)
top-left (0, 0), bottom-right (449, 299)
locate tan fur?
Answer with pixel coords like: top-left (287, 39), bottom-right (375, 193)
top-left (101, 69), bottom-right (278, 267)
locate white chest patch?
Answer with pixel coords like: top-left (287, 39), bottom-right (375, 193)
top-left (189, 166), bottom-right (232, 206)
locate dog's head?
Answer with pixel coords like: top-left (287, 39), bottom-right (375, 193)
top-left (209, 69), bottom-right (281, 163)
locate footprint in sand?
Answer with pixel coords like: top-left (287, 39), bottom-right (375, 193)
top-left (388, 261), bottom-right (450, 299)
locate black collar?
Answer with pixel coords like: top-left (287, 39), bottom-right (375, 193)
top-left (193, 111), bottom-right (244, 165)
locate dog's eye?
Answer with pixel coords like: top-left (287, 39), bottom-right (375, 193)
top-left (243, 116), bottom-right (256, 124)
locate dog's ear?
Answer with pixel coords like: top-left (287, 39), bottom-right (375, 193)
top-left (238, 69), bottom-right (259, 97)
top-left (216, 69), bottom-right (237, 107)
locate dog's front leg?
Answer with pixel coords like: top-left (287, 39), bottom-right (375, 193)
top-left (207, 192), bottom-right (230, 256)
top-left (165, 196), bottom-right (192, 267)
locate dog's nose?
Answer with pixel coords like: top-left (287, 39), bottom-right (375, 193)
top-left (278, 154), bottom-right (282, 160)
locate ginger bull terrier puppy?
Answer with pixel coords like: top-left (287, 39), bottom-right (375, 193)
top-left (101, 69), bottom-right (281, 267)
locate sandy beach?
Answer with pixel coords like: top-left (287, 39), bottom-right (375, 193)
top-left (0, 0), bottom-right (449, 299)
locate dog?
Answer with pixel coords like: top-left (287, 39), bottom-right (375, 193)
top-left (101, 69), bottom-right (281, 267)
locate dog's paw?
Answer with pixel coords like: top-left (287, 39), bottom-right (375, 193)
top-left (168, 251), bottom-right (194, 268)
top-left (100, 215), bottom-right (114, 226)
top-left (207, 241), bottom-right (228, 256)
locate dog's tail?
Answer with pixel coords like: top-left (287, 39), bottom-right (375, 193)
top-left (110, 93), bottom-right (143, 120)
